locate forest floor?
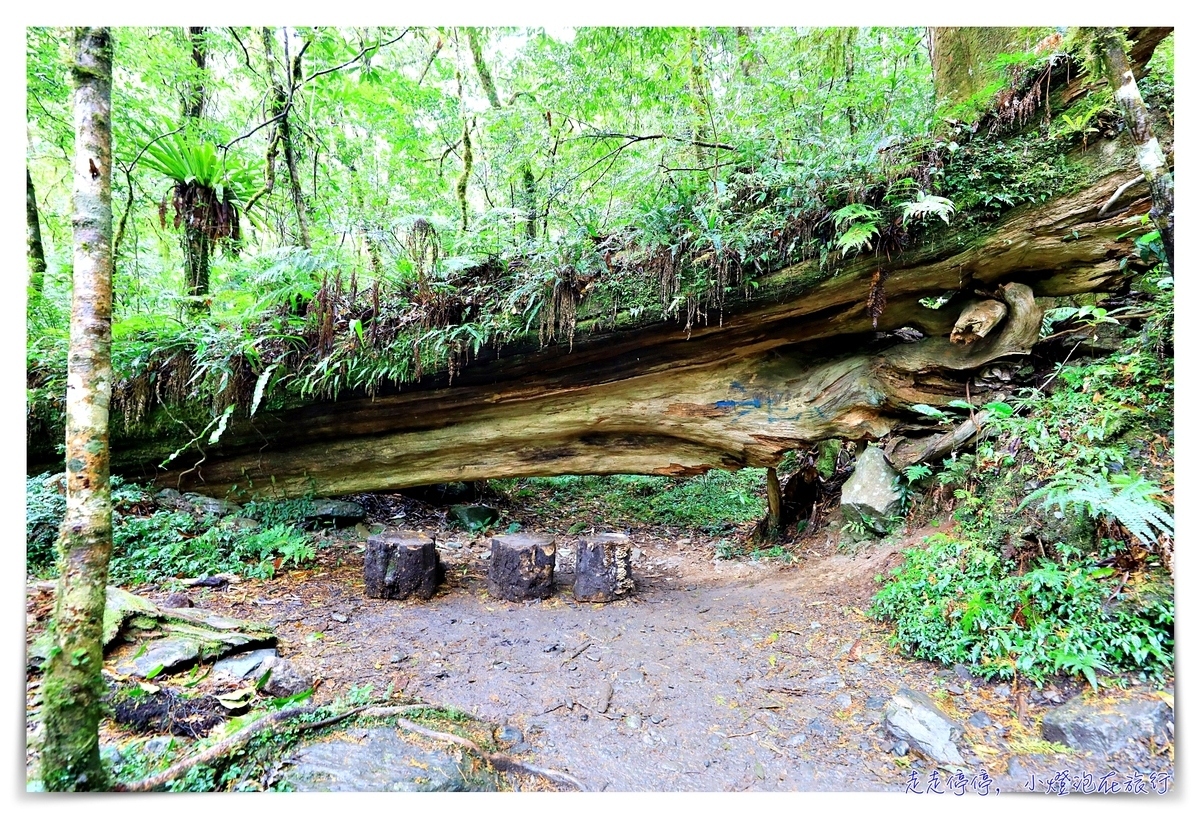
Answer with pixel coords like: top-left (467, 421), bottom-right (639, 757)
top-left (26, 491), bottom-right (1175, 793)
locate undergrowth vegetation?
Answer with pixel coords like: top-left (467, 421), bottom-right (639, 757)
top-left (872, 267), bottom-right (1174, 689)
top-left (26, 474), bottom-right (319, 584)
top-left (496, 469), bottom-right (767, 534)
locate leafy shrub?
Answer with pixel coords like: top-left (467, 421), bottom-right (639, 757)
top-left (26, 473), bottom-right (318, 583)
top-left (506, 469), bottom-right (766, 531)
top-left (871, 534), bottom-right (1173, 687)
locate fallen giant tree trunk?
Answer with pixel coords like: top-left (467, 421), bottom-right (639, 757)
top-left (125, 149), bottom-right (1156, 500)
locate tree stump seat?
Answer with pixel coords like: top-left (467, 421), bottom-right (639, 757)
top-left (364, 529), bottom-right (442, 600)
top-left (572, 533), bottom-right (634, 603)
top-left (487, 534), bottom-right (556, 601)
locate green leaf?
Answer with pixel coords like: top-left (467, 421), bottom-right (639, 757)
top-left (911, 403), bottom-right (949, 420)
top-left (208, 404), bottom-right (236, 445)
top-left (250, 364), bottom-right (279, 418)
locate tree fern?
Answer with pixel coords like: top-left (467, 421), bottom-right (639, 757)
top-left (1020, 470), bottom-right (1173, 545)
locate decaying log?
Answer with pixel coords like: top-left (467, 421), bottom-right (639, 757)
top-left (58, 122), bottom-right (1160, 499)
top-left (364, 530), bottom-right (441, 600)
top-left (488, 534), bottom-right (556, 602)
top-left (889, 410), bottom-right (993, 471)
top-left (572, 533), bottom-right (634, 603)
top-left (950, 299), bottom-right (1008, 345)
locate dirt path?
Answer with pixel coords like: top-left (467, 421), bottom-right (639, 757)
top-left (178, 524), bottom-right (1170, 793)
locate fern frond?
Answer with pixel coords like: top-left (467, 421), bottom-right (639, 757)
top-left (1020, 470), bottom-right (1173, 545)
top-left (901, 191), bottom-right (956, 226)
top-left (836, 221), bottom-right (880, 257)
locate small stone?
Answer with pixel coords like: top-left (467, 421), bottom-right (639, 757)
top-left (786, 734), bottom-right (808, 748)
top-left (865, 695), bottom-right (888, 710)
top-left (331, 613), bottom-right (348, 623)
top-left (496, 725), bottom-right (523, 745)
top-left (649, 714), bottom-right (664, 725)
top-left (892, 740), bottom-right (910, 756)
top-left (946, 683), bottom-right (964, 695)
top-left (993, 684), bottom-right (1011, 699)
top-left (968, 711), bottom-right (993, 729)
top-left (882, 688), bottom-right (966, 767)
top-left (143, 735), bottom-right (178, 757)
top-left (807, 718), bottom-right (834, 737)
top-left (1007, 757), bottom-right (1028, 779)
top-left (953, 663), bottom-right (974, 680)
top-left (625, 713), bottom-right (643, 729)
top-left (162, 592), bottom-right (193, 609)
top-left (255, 656), bottom-right (311, 698)
top-left (388, 653), bottom-right (407, 664)
top-left (302, 499), bottom-right (366, 529)
top-left (642, 733), bottom-right (654, 746)
top-left (834, 693), bottom-right (852, 711)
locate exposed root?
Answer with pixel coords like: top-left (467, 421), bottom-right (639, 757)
top-left (363, 707), bottom-right (587, 791)
top-left (113, 701), bottom-right (585, 792)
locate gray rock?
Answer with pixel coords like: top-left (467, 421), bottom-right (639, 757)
top-left (281, 727), bottom-right (498, 792)
top-left (806, 718), bottom-right (836, 737)
top-left (114, 637), bottom-right (203, 678)
top-left (840, 446), bottom-right (903, 534)
top-left (219, 516), bottom-right (262, 533)
top-left (496, 725), bottom-right (523, 745)
top-left (865, 694), bottom-right (888, 710)
top-left (993, 684), bottom-right (1011, 699)
top-left (1042, 694), bottom-right (1172, 754)
top-left (968, 711), bottom-right (993, 729)
top-left (162, 592), bottom-right (193, 609)
top-left (833, 693), bottom-right (852, 711)
top-left (302, 499), bottom-right (366, 529)
top-left (450, 504), bottom-right (500, 531)
top-left (155, 487), bottom-right (189, 510)
top-left (625, 714), bottom-right (643, 729)
top-left (213, 648), bottom-right (278, 680)
top-left (182, 493), bottom-right (243, 517)
top-left (883, 688), bottom-right (966, 766)
top-left (254, 656), bottom-right (311, 698)
top-left (786, 733), bottom-right (808, 747)
top-left (891, 740), bottom-right (910, 756)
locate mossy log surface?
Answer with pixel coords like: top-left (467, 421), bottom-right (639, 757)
top-left (100, 141), bottom-right (1160, 501)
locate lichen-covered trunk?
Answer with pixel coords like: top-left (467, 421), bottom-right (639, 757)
top-left (39, 26), bottom-right (113, 792)
top-left (183, 222), bottom-right (211, 311)
top-left (1095, 27), bottom-right (1174, 272)
top-left (27, 167), bottom-right (48, 294)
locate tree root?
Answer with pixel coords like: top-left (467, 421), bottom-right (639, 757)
top-left (362, 706), bottom-right (587, 791)
top-left (112, 702), bottom-right (585, 792)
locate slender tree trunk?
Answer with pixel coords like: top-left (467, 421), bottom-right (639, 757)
top-left (39, 26), bottom-right (114, 792)
top-left (1094, 27), bottom-right (1174, 273)
top-left (686, 29), bottom-right (712, 167)
top-left (283, 31), bottom-right (311, 248)
top-left (182, 26), bottom-right (211, 312)
top-left (27, 167), bottom-right (48, 294)
top-left (467, 28), bottom-right (537, 239)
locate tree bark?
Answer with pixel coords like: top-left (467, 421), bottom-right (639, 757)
top-left (467, 27), bottom-right (537, 239)
top-left (39, 26), bottom-right (113, 792)
top-left (27, 167), bottom-right (48, 294)
top-left (181, 26), bottom-right (211, 313)
top-left (1093, 27), bottom-right (1174, 273)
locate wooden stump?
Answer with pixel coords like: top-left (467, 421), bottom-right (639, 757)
top-left (573, 533), bottom-right (634, 603)
top-left (487, 534), bottom-right (555, 601)
top-left (364, 530), bottom-right (441, 600)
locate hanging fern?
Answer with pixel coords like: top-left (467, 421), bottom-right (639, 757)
top-left (900, 191), bottom-right (956, 225)
top-left (1020, 470), bottom-right (1174, 546)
